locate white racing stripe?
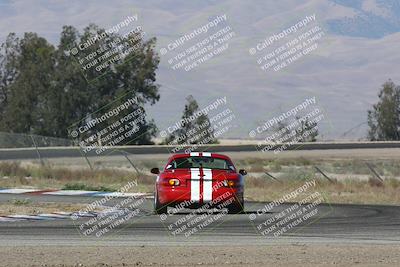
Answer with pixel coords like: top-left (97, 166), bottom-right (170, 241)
top-left (189, 154), bottom-right (212, 202)
top-left (190, 168), bottom-right (200, 202)
top-left (203, 168), bottom-right (213, 202)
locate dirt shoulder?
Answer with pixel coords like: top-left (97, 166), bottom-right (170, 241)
top-left (0, 244), bottom-right (399, 267)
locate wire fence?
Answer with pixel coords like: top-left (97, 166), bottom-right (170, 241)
top-left (0, 132), bottom-right (74, 148)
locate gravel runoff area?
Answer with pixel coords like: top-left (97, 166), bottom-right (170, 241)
top-left (0, 244), bottom-right (399, 267)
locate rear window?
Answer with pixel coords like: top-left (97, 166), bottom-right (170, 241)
top-left (166, 156), bottom-right (235, 170)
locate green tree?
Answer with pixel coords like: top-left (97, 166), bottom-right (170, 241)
top-left (0, 24), bottom-right (161, 145)
top-left (266, 116), bottom-right (318, 143)
top-left (367, 80), bottom-right (400, 141)
top-left (0, 33), bottom-right (20, 127)
top-left (62, 24), bottom-right (160, 144)
top-left (164, 95), bottom-right (217, 145)
top-left (270, 120), bottom-right (291, 142)
top-left (1, 33), bottom-right (55, 134)
top-left (46, 25), bottom-right (90, 138)
top-left (295, 116), bottom-right (319, 142)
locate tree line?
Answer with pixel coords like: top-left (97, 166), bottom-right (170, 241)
top-left (0, 25), bottom-right (221, 146)
top-left (368, 79), bottom-right (400, 141)
top-left (0, 25), bottom-right (399, 144)
top-left (0, 25), bottom-right (160, 144)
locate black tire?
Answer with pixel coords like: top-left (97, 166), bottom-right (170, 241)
top-left (154, 191), bottom-right (168, 214)
top-left (227, 202), bottom-right (244, 214)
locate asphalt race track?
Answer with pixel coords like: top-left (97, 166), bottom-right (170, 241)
top-left (2, 142), bottom-right (400, 160)
top-left (1, 194), bottom-right (399, 246)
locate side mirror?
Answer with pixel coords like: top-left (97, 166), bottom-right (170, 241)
top-left (239, 169), bottom-right (247, 176)
top-left (151, 168), bottom-right (160, 174)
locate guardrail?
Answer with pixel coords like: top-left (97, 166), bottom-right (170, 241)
top-left (0, 142), bottom-right (400, 160)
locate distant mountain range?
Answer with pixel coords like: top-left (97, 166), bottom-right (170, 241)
top-left (145, 0), bottom-right (400, 140)
top-left (328, 0), bottom-right (400, 38)
top-left (1, 0), bottom-right (400, 140)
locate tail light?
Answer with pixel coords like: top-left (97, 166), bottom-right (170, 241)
top-left (223, 180), bottom-right (236, 187)
top-left (168, 179), bottom-right (180, 186)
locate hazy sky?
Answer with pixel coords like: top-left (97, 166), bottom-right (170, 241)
top-left (1, 0), bottom-right (400, 140)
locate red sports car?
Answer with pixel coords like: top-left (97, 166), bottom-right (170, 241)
top-left (152, 152), bottom-right (246, 214)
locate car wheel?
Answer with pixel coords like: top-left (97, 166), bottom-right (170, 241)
top-left (154, 191), bottom-right (168, 214)
top-left (227, 202), bottom-right (244, 214)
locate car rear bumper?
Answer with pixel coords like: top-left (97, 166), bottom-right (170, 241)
top-left (157, 185), bottom-right (243, 207)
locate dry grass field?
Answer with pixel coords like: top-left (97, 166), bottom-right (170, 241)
top-left (0, 153), bottom-right (399, 205)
